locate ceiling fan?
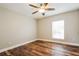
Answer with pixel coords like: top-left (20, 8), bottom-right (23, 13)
top-left (29, 3), bottom-right (55, 16)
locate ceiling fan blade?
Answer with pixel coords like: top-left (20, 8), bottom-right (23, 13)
top-left (42, 13), bottom-right (45, 16)
top-left (32, 11), bottom-right (38, 14)
top-left (44, 3), bottom-right (48, 6)
top-left (29, 4), bottom-right (39, 8)
top-left (45, 8), bottom-right (55, 11)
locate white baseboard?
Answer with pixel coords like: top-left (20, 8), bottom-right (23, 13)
top-left (0, 39), bottom-right (79, 53)
top-left (0, 39), bottom-right (37, 53)
top-left (38, 39), bottom-right (79, 46)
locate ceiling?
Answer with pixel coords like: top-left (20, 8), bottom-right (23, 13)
top-left (0, 3), bottom-right (79, 19)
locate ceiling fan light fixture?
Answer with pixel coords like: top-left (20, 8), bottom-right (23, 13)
top-left (29, 3), bottom-right (55, 16)
top-left (39, 9), bottom-right (45, 13)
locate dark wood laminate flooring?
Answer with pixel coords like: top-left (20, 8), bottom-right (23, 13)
top-left (0, 40), bottom-right (79, 56)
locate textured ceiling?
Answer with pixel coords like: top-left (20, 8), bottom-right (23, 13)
top-left (0, 3), bottom-right (79, 19)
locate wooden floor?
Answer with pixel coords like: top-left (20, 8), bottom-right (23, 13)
top-left (0, 40), bottom-right (79, 56)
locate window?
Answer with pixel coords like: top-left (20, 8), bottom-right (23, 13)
top-left (52, 20), bottom-right (64, 39)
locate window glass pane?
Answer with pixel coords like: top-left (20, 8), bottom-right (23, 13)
top-left (52, 20), bottom-right (64, 39)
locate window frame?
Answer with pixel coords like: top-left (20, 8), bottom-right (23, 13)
top-left (52, 20), bottom-right (64, 40)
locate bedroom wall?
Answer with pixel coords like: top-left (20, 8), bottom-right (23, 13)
top-left (37, 10), bottom-right (79, 44)
top-left (0, 7), bottom-right (37, 49)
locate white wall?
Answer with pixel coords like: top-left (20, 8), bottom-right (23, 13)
top-left (37, 10), bottom-right (79, 44)
top-left (0, 7), bottom-right (37, 49)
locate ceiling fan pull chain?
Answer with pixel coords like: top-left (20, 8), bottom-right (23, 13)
top-left (42, 13), bottom-right (45, 16)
